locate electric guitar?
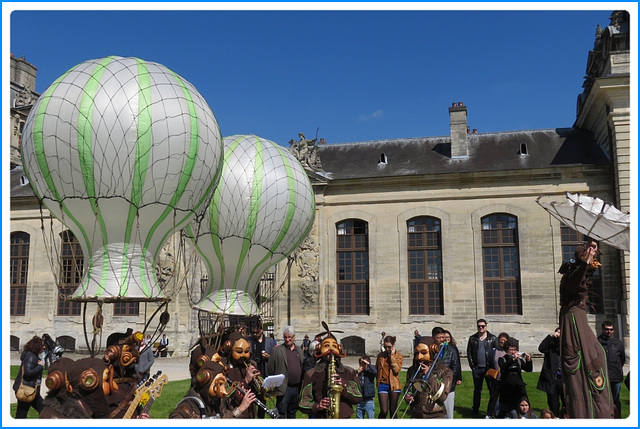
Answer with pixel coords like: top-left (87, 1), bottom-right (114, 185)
top-left (123, 371), bottom-right (168, 418)
top-left (139, 373), bottom-right (168, 416)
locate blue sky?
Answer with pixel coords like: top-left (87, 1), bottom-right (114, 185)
top-left (5, 5), bottom-right (626, 146)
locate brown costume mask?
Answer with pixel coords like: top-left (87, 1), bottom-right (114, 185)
top-left (415, 337), bottom-right (439, 363)
top-left (65, 358), bottom-right (111, 418)
top-left (195, 361), bottom-right (229, 399)
top-left (231, 338), bottom-right (251, 365)
top-left (314, 336), bottom-right (346, 359)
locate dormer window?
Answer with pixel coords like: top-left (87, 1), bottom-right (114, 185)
top-left (379, 153), bottom-right (388, 164)
top-left (20, 175), bottom-right (29, 185)
top-left (519, 142), bottom-right (528, 156)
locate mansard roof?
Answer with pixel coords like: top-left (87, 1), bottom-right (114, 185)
top-left (10, 166), bottom-right (36, 198)
top-left (315, 128), bottom-right (609, 181)
top-left (10, 127), bottom-right (609, 199)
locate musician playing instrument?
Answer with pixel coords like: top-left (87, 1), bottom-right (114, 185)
top-left (221, 333), bottom-right (260, 418)
top-left (403, 337), bottom-right (452, 419)
top-left (299, 322), bottom-right (362, 418)
top-left (170, 361), bottom-right (229, 419)
top-left (39, 357), bottom-right (112, 418)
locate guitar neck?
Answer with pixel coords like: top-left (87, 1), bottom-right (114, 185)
top-left (123, 389), bottom-right (147, 419)
top-left (123, 371), bottom-right (163, 419)
top-left (141, 396), bottom-right (156, 415)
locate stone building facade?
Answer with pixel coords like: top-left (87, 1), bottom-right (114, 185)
top-left (9, 12), bottom-right (631, 357)
top-left (272, 11), bottom-right (631, 357)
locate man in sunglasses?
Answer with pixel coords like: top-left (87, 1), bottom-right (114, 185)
top-left (466, 319), bottom-right (498, 417)
top-left (598, 321), bottom-right (626, 417)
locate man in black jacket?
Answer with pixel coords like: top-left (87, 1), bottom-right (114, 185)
top-left (466, 319), bottom-right (498, 416)
top-left (598, 321), bottom-right (626, 416)
top-left (536, 328), bottom-right (563, 417)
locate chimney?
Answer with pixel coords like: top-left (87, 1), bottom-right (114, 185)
top-left (449, 102), bottom-right (468, 159)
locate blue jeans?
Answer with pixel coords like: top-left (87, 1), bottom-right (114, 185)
top-left (612, 381), bottom-right (622, 413)
top-left (356, 398), bottom-right (375, 419)
top-left (276, 385), bottom-right (300, 418)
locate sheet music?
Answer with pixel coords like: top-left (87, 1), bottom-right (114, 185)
top-left (261, 374), bottom-right (285, 389)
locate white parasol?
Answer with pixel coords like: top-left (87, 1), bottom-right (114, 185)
top-left (536, 192), bottom-right (630, 251)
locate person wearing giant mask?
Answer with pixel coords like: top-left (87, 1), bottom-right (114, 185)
top-left (299, 322), bottom-right (362, 418)
top-left (403, 337), bottom-right (452, 419)
top-left (220, 332), bottom-right (260, 418)
top-left (170, 361), bottom-right (230, 419)
top-left (39, 357), bottom-right (116, 418)
top-left (559, 240), bottom-right (614, 418)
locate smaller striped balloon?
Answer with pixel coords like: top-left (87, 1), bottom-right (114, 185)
top-left (186, 135), bottom-right (315, 315)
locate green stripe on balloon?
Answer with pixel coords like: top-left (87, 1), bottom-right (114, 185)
top-left (27, 65), bottom-right (96, 297)
top-left (245, 143), bottom-right (297, 297)
top-left (236, 136), bottom-right (264, 311)
top-left (185, 223), bottom-right (215, 305)
top-left (205, 135), bottom-right (244, 305)
top-left (121, 59), bottom-right (153, 297)
top-left (77, 56), bottom-right (114, 298)
top-left (139, 69), bottom-right (203, 298)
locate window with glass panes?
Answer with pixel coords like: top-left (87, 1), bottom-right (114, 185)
top-left (58, 231), bottom-right (83, 316)
top-left (10, 232), bottom-right (29, 316)
top-left (407, 217), bottom-right (444, 315)
top-left (336, 219), bottom-right (369, 315)
top-left (481, 214), bottom-right (522, 314)
top-left (113, 301), bottom-right (140, 316)
top-left (560, 225), bottom-right (604, 314)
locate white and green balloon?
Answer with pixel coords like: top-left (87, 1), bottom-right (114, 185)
top-left (20, 56), bottom-right (223, 302)
top-left (187, 134), bottom-right (315, 315)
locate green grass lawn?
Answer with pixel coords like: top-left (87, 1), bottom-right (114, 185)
top-left (10, 367), bottom-right (630, 419)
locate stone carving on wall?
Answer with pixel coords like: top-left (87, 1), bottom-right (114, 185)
top-left (293, 234), bottom-right (319, 308)
top-left (155, 242), bottom-right (175, 294)
top-left (15, 84), bottom-right (37, 107)
top-left (289, 132), bottom-right (325, 170)
top-left (13, 114), bottom-right (21, 136)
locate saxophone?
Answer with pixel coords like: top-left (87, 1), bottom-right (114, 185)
top-left (327, 354), bottom-right (343, 418)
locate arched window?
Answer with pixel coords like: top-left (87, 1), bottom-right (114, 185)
top-left (336, 219), bottom-right (369, 315)
top-left (407, 217), bottom-right (444, 315)
top-left (58, 230), bottom-right (83, 316)
top-left (560, 225), bottom-right (603, 314)
top-left (481, 214), bottom-right (522, 314)
top-left (10, 232), bottom-right (30, 316)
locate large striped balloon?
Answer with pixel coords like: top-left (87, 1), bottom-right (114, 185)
top-left (186, 135), bottom-right (315, 315)
top-left (20, 56), bottom-right (223, 301)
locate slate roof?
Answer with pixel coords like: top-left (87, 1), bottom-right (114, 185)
top-left (315, 128), bottom-right (610, 180)
top-left (10, 166), bottom-right (36, 198)
top-left (10, 128), bottom-right (610, 199)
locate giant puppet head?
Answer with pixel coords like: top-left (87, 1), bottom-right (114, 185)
top-left (314, 321), bottom-right (346, 360)
top-left (415, 337), bottom-right (440, 364)
top-left (194, 361), bottom-right (229, 399)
